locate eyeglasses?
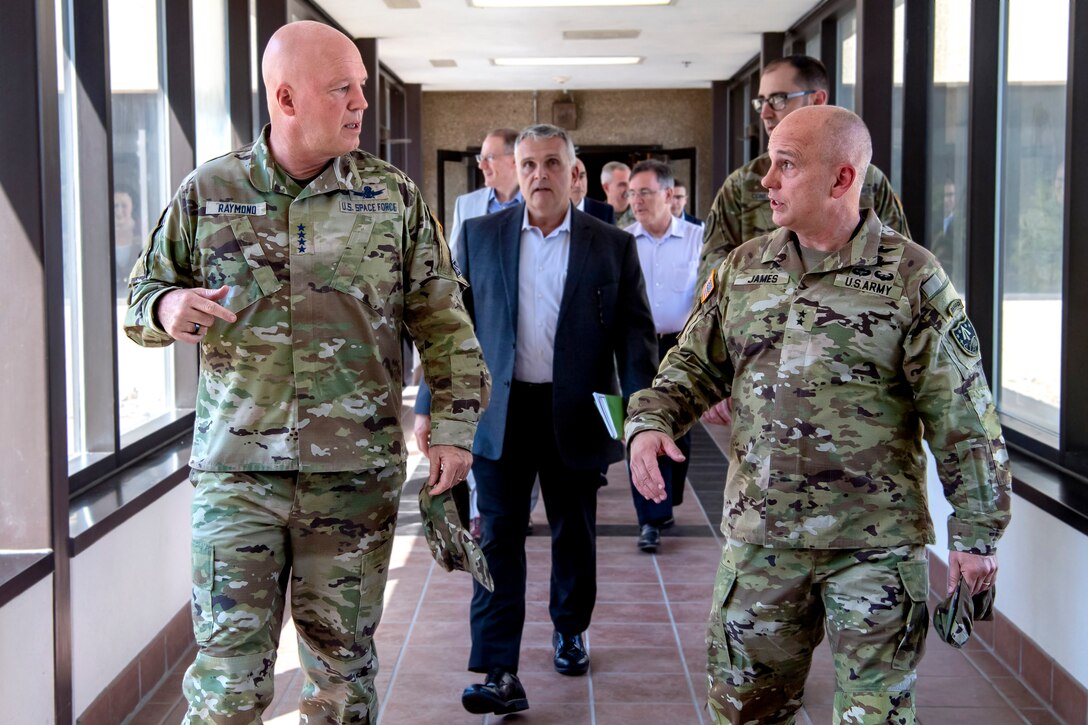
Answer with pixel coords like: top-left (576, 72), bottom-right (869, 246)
top-left (475, 152), bottom-right (512, 164)
top-left (623, 189), bottom-right (664, 200)
top-left (751, 90), bottom-right (818, 112)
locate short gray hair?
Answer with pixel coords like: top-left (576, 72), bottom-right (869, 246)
top-left (600, 160), bottom-right (631, 185)
top-left (515, 124), bottom-right (576, 163)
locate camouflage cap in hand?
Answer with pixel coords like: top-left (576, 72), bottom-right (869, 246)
top-left (418, 482), bottom-right (493, 591)
top-left (933, 577), bottom-right (995, 648)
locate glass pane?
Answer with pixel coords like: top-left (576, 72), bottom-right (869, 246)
top-left (837, 10), bottom-right (856, 111)
top-left (193, 0), bottom-right (232, 164)
top-left (998, 0), bottom-right (1067, 439)
top-left (58, 0), bottom-right (84, 461)
top-left (805, 33), bottom-right (820, 60)
top-left (927, 0), bottom-right (972, 293)
top-left (109, 0), bottom-right (175, 436)
top-left (890, 0), bottom-right (906, 187)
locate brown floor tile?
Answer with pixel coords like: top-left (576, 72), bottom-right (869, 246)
top-left (595, 581), bottom-right (667, 604)
top-left (592, 672), bottom-right (698, 704)
top-left (517, 670), bottom-right (590, 703)
top-left (591, 600), bottom-right (670, 623)
top-left (137, 635), bottom-right (167, 696)
top-left (595, 701), bottom-right (705, 725)
top-left (397, 644), bottom-right (470, 672)
top-left (127, 699), bottom-right (174, 725)
top-left (802, 674), bottom-right (837, 707)
top-left (402, 617), bottom-right (471, 647)
top-left (662, 582), bottom-right (718, 603)
top-left (377, 700), bottom-right (487, 724)
top-left (1020, 635), bottom-right (1055, 703)
top-left (961, 648), bottom-right (1016, 678)
top-left (915, 706), bottom-right (1029, 724)
top-left (1052, 664), bottom-right (1088, 725)
top-left (915, 674), bottom-right (1013, 708)
top-left (588, 622), bottom-right (683, 648)
top-left (596, 564), bottom-right (660, 583)
top-left (985, 676), bottom-right (1047, 709)
top-left (589, 646), bottom-right (685, 673)
top-left (1015, 707), bottom-right (1065, 724)
top-left (668, 601), bottom-right (712, 623)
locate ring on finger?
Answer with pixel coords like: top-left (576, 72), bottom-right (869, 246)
top-left (192, 322), bottom-right (201, 334)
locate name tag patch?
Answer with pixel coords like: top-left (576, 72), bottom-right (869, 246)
top-left (735, 272), bottom-right (786, 286)
top-left (339, 200), bottom-right (401, 214)
top-left (834, 272), bottom-right (896, 297)
top-left (205, 201), bottom-right (266, 216)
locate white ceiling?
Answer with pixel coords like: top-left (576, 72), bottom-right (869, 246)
top-left (315, 0), bottom-right (818, 91)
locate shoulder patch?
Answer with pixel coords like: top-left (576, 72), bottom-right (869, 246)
top-left (700, 271), bottom-right (716, 304)
top-left (951, 317), bottom-right (980, 357)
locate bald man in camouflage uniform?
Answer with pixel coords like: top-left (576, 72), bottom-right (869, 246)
top-left (698, 55), bottom-right (910, 286)
top-left (126, 21), bottom-right (489, 724)
top-left (627, 106), bottom-right (1010, 724)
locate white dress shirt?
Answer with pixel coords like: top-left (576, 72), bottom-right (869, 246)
top-left (515, 205), bottom-right (572, 383)
top-left (626, 216), bottom-right (702, 334)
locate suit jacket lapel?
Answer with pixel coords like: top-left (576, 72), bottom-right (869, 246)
top-left (558, 210), bottom-right (592, 330)
top-left (500, 207), bottom-right (522, 324)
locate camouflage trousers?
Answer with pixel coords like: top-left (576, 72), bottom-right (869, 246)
top-left (706, 540), bottom-right (929, 725)
top-left (182, 467), bottom-right (403, 724)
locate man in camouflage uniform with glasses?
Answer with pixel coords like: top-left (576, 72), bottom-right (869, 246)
top-left (627, 105), bottom-right (1010, 724)
top-left (698, 54), bottom-right (911, 429)
top-left (125, 20), bottom-right (490, 724)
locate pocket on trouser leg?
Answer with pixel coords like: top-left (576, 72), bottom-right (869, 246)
top-left (893, 559), bottom-right (930, 671)
top-left (706, 556), bottom-right (738, 670)
top-left (356, 536), bottom-right (394, 646)
top-left (191, 541), bottom-right (215, 645)
top-left (706, 554), bottom-right (739, 724)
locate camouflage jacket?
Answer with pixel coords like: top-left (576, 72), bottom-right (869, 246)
top-left (125, 128), bottom-right (490, 473)
top-left (698, 154), bottom-right (911, 283)
top-left (626, 210), bottom-right (1011, 553)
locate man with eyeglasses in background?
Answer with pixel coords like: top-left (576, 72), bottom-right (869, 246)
top-left (699, 55), bottom-right (910, 286)
top-left (697, 54), bottom-right (911, 427)
top-left (670, 179), bottom-right (703, 226)
top-left (623, 160), bottom-right (702, 553)
top-left (442, 128), bottom-right (523, 538)
top-left (448, 128), bottom-right (523, 254)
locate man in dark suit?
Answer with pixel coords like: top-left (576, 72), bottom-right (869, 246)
top-left (572, 157), bottom-right (616, 224)
top-left (414, 124), bottom-right (657, 716)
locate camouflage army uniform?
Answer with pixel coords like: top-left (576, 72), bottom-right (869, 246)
top-left (698, 155), bottom-right (910, 283)
top-left (615, 204), bottom-right (636, 229)
top-left (126, 127), bottom-right (490, 724)
top-left (626, 210), bottom-right (1010, 724)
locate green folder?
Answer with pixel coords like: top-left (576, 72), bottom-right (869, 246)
top-left (592, 392), bottom-right (624, 440)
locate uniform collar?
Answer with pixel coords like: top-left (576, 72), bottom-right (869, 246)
top-left (246, 125), bottom-right (372, 197)
top-left (761, 209), bottom-right (884, 272)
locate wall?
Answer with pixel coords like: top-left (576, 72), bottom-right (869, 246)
top-left (0, 576), bottom-right (56, 722)
top-left (926, 452), bottom-right (1088, 688)
top-left (71, 482), bottom-right (193, 714)
top-left (421, 88), bottom-right (714, 220)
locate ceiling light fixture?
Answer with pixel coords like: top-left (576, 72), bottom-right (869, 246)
top-left (471, 0), bottom-right (670, 8)
top-left (493, 56), bottom-right (642, 66)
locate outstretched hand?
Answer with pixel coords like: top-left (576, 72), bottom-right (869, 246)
top-left (629, 431), bottom-right (685, 503)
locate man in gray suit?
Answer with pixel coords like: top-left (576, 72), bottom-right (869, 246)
top-left (447, 128), bottom-right (523, 252)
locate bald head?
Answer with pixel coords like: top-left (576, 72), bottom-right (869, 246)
top-left (260, 21), bottom-right (368, 178)
top-left (263, 22), bottom-right (362, 120)
top-left (775, 105), bottom-right (872, 192)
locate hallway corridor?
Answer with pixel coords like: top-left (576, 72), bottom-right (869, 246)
top-left (125, 420), bottom-right (1061, 724)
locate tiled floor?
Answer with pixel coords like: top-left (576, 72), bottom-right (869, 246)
top-left (127, 406), bottom-right (1061, 724)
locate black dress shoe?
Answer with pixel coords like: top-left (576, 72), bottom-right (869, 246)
top-left (638, 523), bottom-right (661, 552)
top-left (461, 668), bottom-right (529, 715)
top-left (552, 631), bottom-right (590, 676)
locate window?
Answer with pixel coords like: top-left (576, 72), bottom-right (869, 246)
top-left (109, 0), bottom-right (175, 439)
top-left (193, 0), bottom-right (233, 164)
top-left (890, 0), bottom-right (906, 187)
top-left (997, 0), bottom-right (1067, 444)
top-left (927, 0), bottom-right (972, 294)
top-left (837, 10), bottom-right (856, 111)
